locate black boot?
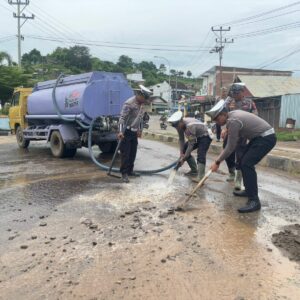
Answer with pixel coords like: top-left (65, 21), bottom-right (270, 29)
top-left (233, 190), bottom-right (248, 197)
top-left (122, 174), bottom-right (129, 183)
top-left (238, 197), bottom-right (261, 213)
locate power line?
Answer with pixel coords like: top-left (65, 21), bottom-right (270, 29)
top-left (30, 1), bottom-right (211, 50)
top-left (0, 36), bottom-right (16, 43)
top-left (0, 1), bottom-right (13, 12)
top-left (219, 1), bottom-right (300, 26)
top-left (230, 22), bottom-right (300, 39)
top-left (24, 35), bottom-right (210, 52)
top-left (233, 9), bottom-right (300, 27)
top-left (259, 46), bottom-right (300, 69)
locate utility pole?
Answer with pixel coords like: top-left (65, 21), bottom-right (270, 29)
top-left (210, 26), bottom-right (233, 90)
top-left (8, 0), bottom-right (34, 68)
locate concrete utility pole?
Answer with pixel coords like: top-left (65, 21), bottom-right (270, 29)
top-left (8, 0), bottom-right (34, 68)
top-left (210, 26), bottom-right (234, 89)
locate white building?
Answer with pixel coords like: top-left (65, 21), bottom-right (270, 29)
top-left (126, 72), bottom-right (145, 84)
top-left (149, 81), bottom-right (171, 106)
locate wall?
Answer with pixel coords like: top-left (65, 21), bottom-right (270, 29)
top-left (255, 97), bottom-right (281, 129)
top-left (279, 94), bottom-right (300, 129)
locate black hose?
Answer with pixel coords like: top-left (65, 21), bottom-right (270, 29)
top-left (88, 117), bottom-right (177, 174)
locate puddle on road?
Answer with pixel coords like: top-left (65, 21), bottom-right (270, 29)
top-left (76, 175), bottom-right (183, 208)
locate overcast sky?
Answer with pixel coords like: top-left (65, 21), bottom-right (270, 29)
top-left (1, 0), bottom-right (300, 77)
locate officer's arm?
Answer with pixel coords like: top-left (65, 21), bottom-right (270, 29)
top-left (118, 103), bottom-right (131, 132)
top-left (183, 138), bottom-right (196, 160)
top-left (183, 127), bottom-right (196, 160)
top-left (251, 100), bottom-right (258, 115)
top-left (216, 120), bottom-right (242, 163)
top-left (177, 128), bottom-right (185, 155)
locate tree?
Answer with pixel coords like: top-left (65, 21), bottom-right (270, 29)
top-left (117, 55), bottom-right (134, 71)
top-left (158, 64), bottom-right (166, 74)
top-left (0, 51), bottom-right (12, 66)
top-left (170, 69), bottom-right (177, 76)
top-left (0, 65), bottom-right (31, 106)
top-left (187, 70), bottom-right (192, 78)
top-left (21, 49), bottom-right (42, 65)
top-left (65, 46), bottom-right (92, 71)
top-left (178, 71), bottom-right (184, 77)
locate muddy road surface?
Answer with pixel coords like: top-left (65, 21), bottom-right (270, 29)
top-left (0, 136), bottom-right (300, 300)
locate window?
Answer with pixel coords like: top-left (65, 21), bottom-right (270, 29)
top-left (11, 92), bottom-right (20, 106)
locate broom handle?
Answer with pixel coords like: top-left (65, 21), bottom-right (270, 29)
top-left (184, 170), bottom-right (212, 203)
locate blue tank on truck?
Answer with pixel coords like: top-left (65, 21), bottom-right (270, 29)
top-left (22, 71), bottom-right (134, 158)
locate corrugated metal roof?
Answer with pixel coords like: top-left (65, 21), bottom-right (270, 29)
top-left (237, 75), bottom-right (300, 97)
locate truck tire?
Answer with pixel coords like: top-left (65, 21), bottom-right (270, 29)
top-left (16, 126), bottom-right (30, 149)
top-left (98, 141), bottom-right (118, 154)
top-left (64, 148), bottom-right (77, 158)
top-left (50, 131), bottom-right (66, 158)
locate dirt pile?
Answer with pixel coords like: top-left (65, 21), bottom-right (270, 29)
top-left (272, 224), bottom-right (300, 262)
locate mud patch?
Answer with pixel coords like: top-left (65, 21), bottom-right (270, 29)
top-left (272, 224), bottom-right (300, 262)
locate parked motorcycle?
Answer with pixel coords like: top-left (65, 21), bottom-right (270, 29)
top-left (160, 121), bottom-right (167, 130)
top-left (143, 121), bottom-right (149, 129)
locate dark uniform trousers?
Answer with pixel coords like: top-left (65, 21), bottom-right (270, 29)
top-left (183, 136), bottom-right (212, 164)
top-left (240, 134), bottom-right (276, 199)
top-left (216, 124), bottom-right (221, 140)
top-left (120, 129), bottom-right (138, 175)
top-left (223, 136), bottom-right (247, 171)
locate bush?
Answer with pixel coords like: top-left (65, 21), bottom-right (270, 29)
top-left (276, 130), bottom-right (300, 141)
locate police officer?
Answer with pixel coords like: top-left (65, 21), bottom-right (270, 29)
top-left (168, 111), bottom-right (212, 181)
top-left (118, 85), bottom-right (152, 183)
top-left (223, 83), bottom-right (258, 190)
top-left (206, 100), bottom-right (276, 213)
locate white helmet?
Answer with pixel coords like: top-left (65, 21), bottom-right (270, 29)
top-left (167, 111), bottom-right (183, 123)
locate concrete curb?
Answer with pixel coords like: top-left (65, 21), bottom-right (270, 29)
top-left (143, 131), bottom-right (300, 175)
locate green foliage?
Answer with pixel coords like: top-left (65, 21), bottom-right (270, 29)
top-left (22, 49), bottom-right (42, 66)
top-left (276, 130), bottom-right (300, 141)
top-left (0, 65), bottom-right (32, 104)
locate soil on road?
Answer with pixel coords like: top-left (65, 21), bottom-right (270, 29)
top-left (0, 135), bottom-right (300, 300)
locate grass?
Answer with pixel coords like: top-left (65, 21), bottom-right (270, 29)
top-left (276, 130), bottom-right (300, 141)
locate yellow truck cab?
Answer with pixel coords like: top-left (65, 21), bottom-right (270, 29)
top-left (8, 87), bottom-right (33, 148)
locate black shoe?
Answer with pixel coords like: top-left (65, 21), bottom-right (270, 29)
top-left (238, 198), bottom-right (261, 213)
top-left (128, 172), bottom-right (140, 177)
top-left (233, 190), bottom-right (248, 197)
top-left (122, 174), bottom-right (129, 183)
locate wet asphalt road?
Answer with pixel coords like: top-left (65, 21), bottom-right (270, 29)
top-left (0, 135), bottom-right (300, 300)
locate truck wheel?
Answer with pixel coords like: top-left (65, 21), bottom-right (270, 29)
top-left (98, 141), bottom-right (118, 154)
top-left (64, 148), bottom-right (77, 158)
top-left (16, 126), bottom-right (30, 149)
top-left (50, 131), bottom-right (66, 158)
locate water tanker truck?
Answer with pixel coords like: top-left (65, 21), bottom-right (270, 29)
top-left (8, 71), bottom-right (134, 158)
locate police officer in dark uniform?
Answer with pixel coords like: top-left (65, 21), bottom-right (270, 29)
top-left (207, 100), bottom-right (276, 213)
top-left (223, 83), bottom-right (258, 190)
top-left (118, 85), bottom-right (152, 183)
top-left (168, 111), bottom-right (212, 181)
